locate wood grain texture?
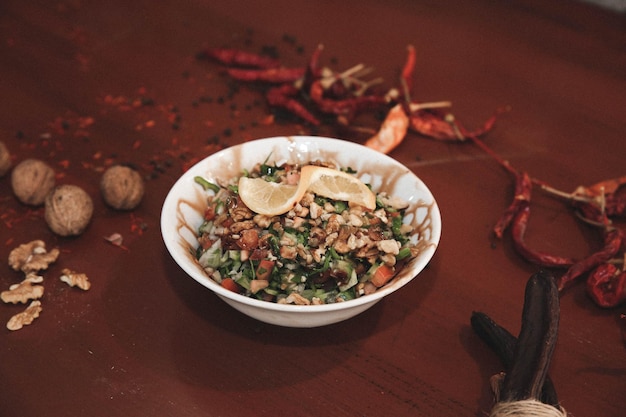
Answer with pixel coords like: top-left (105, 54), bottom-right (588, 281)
top-left (0, 1), bottom-right (624, 416)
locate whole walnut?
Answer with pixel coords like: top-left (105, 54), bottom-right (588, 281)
top-left (44, 185), bottom-right (94, 236)
top-left (0, 141), bottom-right (11, 177)
top-left (11, 159), bottom-right (56, 206)
top-left (100, 165), bottom-right (145, 210)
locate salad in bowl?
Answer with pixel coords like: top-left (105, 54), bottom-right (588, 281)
top-left (161, 136), bottom-right (441, 327)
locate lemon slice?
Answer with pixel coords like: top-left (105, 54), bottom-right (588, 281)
top-left (238, 165), bottom-right (376, 216)
top-left (301, 165), bottom-right (376, 210)
top-left (238, 177), bottom-right (308, 216)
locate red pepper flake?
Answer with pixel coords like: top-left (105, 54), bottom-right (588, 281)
top-left (129, 213), bottom-right (147, 236)
top-left (182, 156), bottom-right (201, 173)
top-left (74, 129), bottom-right (90, 139)
top-left (58, 159), bottom-right (70, 169)
top-left (78, 116), bottom-right (95, 128)
top-left (75, 53), bottom-right (90, 71)
top-left (132, 140), bottom-right (141, 150)
top-left (259, 114), bottom-right (275, 126)
top-left (49, 116), bottom-right (71, 134)
top-left (1, 207), bottom-right (44, 229)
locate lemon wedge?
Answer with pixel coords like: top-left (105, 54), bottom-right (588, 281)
top-left (301, 165), bottom-right (376, 210)
top-left (238, 177), bottom-right (308, 216)
top-left (238, 165), bottom-right (376, 216)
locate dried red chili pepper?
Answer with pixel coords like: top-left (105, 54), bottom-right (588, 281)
top-left (574, 201), bottom-right (607, 225)
top-left (459, 106), bottom-right (510, 138)
top-left (493, 170), bottom-right (574, 267)
top-left (585, 262), bottom-right (626, 308)
top-left (574, 192), bottom-right (626, 224)
top-left (364, 103), bottom-right (410, 154)
top-left (409, 110), bottom-right (459, 140)
top-left (305, 43), bottom-right (325, 84)
top-left (401, 44), bottom-right (416, 99)
top-left (578, 175), bottom-right (626, 197)
top-left (570, 176), bottom-right (626, 223)
top-left (558, 227), bottom-right (624, 291)
top-left (494, 171), bottom-right (532, 239)
top-left (226, 67), bottom-right (306, 83)
top-left (265, 84), bottom-right (320, 126)
top-left (409, 105), bottom-right (507, 142)
top-left (511, 201), bottom-right (575, 268)
top-left (200, 47), bottom-right (280, 69)
top-left (309, 79), bottom-right (388, 118)
top-left (604, 194), bottom-right (626, 217)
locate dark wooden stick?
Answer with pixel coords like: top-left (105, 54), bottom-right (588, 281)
top-left (470, 311), bottom-right (560, 407)
top-left (500, 270), bottom-right (560, 402)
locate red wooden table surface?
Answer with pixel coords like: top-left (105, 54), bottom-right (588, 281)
top-left (1, 1), bottom-right (625, 416)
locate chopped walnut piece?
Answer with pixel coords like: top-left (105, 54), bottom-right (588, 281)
top-left (279, 292), bottom-right (311, 305)
top-left (250, 279), bottom-right (269, 294)
top-left (1, 273), bottom-right (45, 304)
top-left (7, 300), bottom-right (42, 331)
top-left (104, 232), bottom-right (124, 246)
top-left (59, 268), bottom-right (91, 290)
top-left (8, 240), bottom-right (60, 273)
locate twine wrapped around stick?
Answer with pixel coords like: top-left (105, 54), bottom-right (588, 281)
top-left (489, 399), bottom-right (567, 417)
top-left (489, 373), bottom-right (567, 417)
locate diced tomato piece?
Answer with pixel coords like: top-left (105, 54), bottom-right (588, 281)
top-left (199, 236), bottom-right (214, 250)
top-left (370, 264), bottom-right (395, 287)
top-left (204, 205), bottom-right (217, 221)
top-left (255, 259), bottom-right (275, 281)
top-left (221, 278), bottom-right (242, 293)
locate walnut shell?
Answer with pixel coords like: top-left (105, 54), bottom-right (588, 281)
top-left (11, 159), bottom-right (56, 206)
top-left (44, 185), bottom-right (94, 236)
top-left (0, 141), bottom-right (11, 177)
top-left (100, 165), bottom-right (145, 210)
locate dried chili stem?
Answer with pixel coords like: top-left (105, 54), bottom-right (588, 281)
top-left (353, 77), bottom-right (384, 97)
top-left (319, 63), bottom-right (367, 89)
top-left (409, 101), bottom-right (453, 112)
top-left (537, 182), bottom-right (594, 204)
top-left (446, 113), bottom-right (518, 177)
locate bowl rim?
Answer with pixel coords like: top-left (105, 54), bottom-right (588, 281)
top-left (161, 135), bottom-right (441, 314)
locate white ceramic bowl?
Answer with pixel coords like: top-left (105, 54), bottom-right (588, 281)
top-left (161, 136), bottom-right (441, 327)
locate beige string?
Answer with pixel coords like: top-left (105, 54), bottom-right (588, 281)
top-left (488, 373), bottom-right (567, 417)
top-left (489, 400), bottom-right (567, 417)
